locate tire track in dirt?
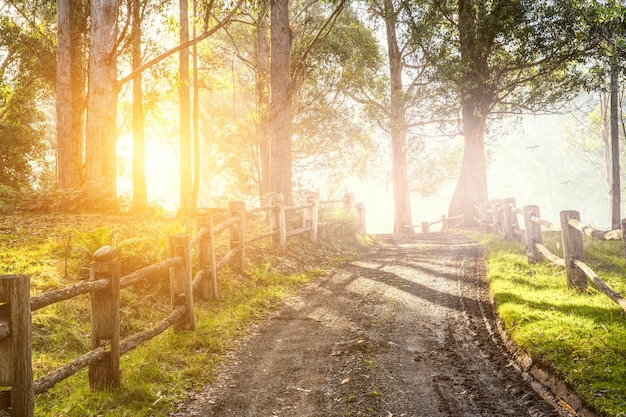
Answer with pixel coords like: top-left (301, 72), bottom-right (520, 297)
top-left (172, 233), bottom-right (572, 417)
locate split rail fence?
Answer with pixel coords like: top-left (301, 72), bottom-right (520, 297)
top-left (0, 192), bottom-right (365, 417)
top-left (469, 198), bottom-right (626, 313)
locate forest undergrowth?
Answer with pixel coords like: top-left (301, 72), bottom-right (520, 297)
top-left (477, 231), bottom-right (626, 417)
top-left (0, 210), bottom-right (369, 416)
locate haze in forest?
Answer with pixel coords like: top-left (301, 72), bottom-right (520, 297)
top-left (2, 0), bottom-right (625, 234)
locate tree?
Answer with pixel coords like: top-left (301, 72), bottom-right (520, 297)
top-left (84, 0), bottom-right (120, 198)
top-left (0, 1), bottom-right (56, 187)
top-left (179, 0), bottom-right (193, 215)
top-left (131, 0), bottom-right (147, 209)
top-left (382, 0), bottom-right (412, 233)
top-left (268, 0), bottom-right (292, 201)
top-left (421, 0), bottom-right (585, 224)
top-left (255, 0), bottom-right (270, 199)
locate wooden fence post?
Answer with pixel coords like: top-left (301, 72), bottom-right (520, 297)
top-left (421, 221), bottom-right (430, 234)
top-left (304, 192), bottom-right (319, 244)
top-left (196, 214), bottom-right (217, 300)
top-left (560, 211), bottom-right (588, 290)
top-left (343, 193), bottom-right (355, 214)
top-left (357, 203), bottom-right (366, 234)
top-left (477, 203), bottom-right (489, 232)
top-left (621, 218), bottom-right (626, 263)
top-left (270, 194), bottom-right (287, 255)
top-left (89, 247), bottom-right (121, 389)
top-left (169, 235), bottom-right (195, 330)
top-left (0, 275), bottom-right (33, 417)
top-left (523, 205), bottom-right (543, 263)
top-left (229, 201), bottom-right (246, 272)
top-left (503, 198), bottom-right (519, 241)
top-left (492, 199), bottom-right (505, 234)
top-left (441, 215), bottom-right (448, 231)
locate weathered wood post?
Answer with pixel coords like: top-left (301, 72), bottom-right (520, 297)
top-left (169, 235), bottom-right (195, 330)
top-left (89, 246), bottom-right (121, 389)
top-left (503, 198), bottom-right (519, 241)
top-left (492, 199), bottom-right (505, 234)
top-left (421, 221), bottom-right (430, 234)
top-left (196, 213), bottom-right (217, 300)
top-left (441, 215), bottom-right (448, 231)
top-left (270, 194), bottom-right (287, 255)
top-left (523, 205), bottom-right (543, 263)
top-left (0, 275), bottom-right (34, 417)
top-left (621, 218), bottom-right (626, 263)
top-left (228, 201), bottom-right (246, 272)
top-left (356, 203), bottom-right (366, 234)
top-left (304, 192), bottom-right (319, 244)
top-left (477, 203), bottom-right (487, 232)
top-left (560, 211), bottom-right (588, 290)
top-left (343, 193), bottom-right (355, 214)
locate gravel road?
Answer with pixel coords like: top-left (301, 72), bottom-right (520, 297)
top-left (172, 232), bottom-right (576, 417)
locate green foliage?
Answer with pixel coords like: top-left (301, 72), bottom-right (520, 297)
top-left (478, 232), bottom-right (626, 416)
top-left (0, 213), bottom-right (368, 416)
top-left (0, 7), bottom-right (56, 189)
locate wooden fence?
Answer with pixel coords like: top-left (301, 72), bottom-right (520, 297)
top-left (469, 198), bottom-right (626, 313)
top-left (0, 192), bottom-right (364, 417)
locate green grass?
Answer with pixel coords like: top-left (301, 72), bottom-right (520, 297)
top-left (0, 212), bottom-right (366, 416)
top-left (476, 231), bottom-right (626, 417)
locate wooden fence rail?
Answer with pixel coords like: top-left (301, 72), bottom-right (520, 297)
top-left (471, 198), bottom-right (626, 314)
top-left (0, 191), bottom-right (364, 417)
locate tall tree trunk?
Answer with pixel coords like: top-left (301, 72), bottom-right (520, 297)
top-left (610, 58), bottom-right (621, 228)
top-left (448, 105), bottom-right (488, 224)
top-left (179, 0), bottom-right (193, 215)
top-left (448, 0), bottom-right (489, 225)
top-left (383, 0), bottom-right (413, 234)
top-left (56, 0), bottom-right (83, 188)
top-left (191, 0), bottom-right (200, 208)
top-left (268, 0), bottom-right (292, 203)
top-left (85, 0), bottom-right (119, 198)
top-left (256, 0), bottom-right (271, 200)
top-left (132, 0), bottom-right (147, 209)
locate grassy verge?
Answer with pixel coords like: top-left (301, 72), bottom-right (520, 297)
top-left (476, 231), bottom-right (626, 417)
top-left (0, 213), bottom-right (368, 416)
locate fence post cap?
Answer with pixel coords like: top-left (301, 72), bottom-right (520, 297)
top-left (93, 246), bottom-right (115, 262)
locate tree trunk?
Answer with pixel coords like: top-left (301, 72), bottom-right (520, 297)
top-left (192, 0), bottom-right (200, 209)
top-left (132, 0), bottom-right (147, 209)
top-left (610, 58), bottom-right (621, 229)
top-left (179, 0), bottom-right (193, 215)
top-left (256, 0), bottom-right (271, 200)
top-left (85, 0), bottom-right (119, 198)
top-left (448, 105), bottom-right (488, 224)
top-left (383, 0), bottom-right (413, 234)
top-left (56, 0), bottom-right (83, 188)
top-left (268, 0), bottom-right (292, 203)
top-left (448, 0), bottom-right (489, 225)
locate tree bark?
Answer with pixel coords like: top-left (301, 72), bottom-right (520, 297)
top-left (610, 57), bottom-right (621, 229)
top-left (256, 0), bottom-right (271, 200)
top-left (85, 0), bottom-right (119, 198)
top-left (448, 105), bottom-right (488, 224)
top-left (268, 0), bottom-right (292, 203)
top-left (179, 0), bottom-right (193, 215)
top-left (132, 0), bottom-right (147, 209)
top-left (448, 0), bottom-right (490, 225)
top-left (192, 0), bottom-right (201, 208)
top-left (383, 0), bottom-right (413, 234)
top-left (56, 0), bottom-right (84, 188)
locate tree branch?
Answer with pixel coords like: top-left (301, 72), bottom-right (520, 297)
top-left (117, 0), bottom-right (244, 87)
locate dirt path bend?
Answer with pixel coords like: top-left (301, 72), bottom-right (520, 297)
top-left (173, 233), bottom-right (571, 417)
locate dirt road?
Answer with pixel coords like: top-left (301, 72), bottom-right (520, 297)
top-left (172, 233), bottom-right (572, 417)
